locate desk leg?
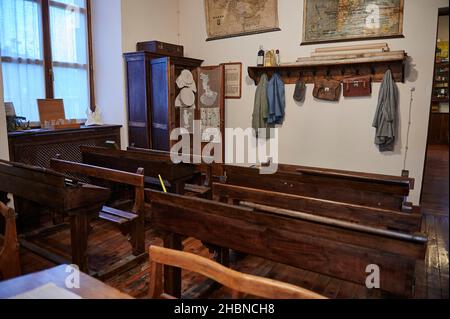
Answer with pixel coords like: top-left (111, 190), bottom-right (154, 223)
top-left (174, 182), bottom-right (185, 195)
top-left (163, 233), bottom-right (182, 298)
top-left (70, 213), bottom-right (89, 273)
top-left (130, 215), bottom-right (145, 255)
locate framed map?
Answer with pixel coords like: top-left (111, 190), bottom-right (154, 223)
top-left (204, 0), bottom-right (280, 41)
top-left (302, 0), bottom-right (404, 45)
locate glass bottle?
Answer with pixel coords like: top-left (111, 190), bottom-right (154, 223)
top-left (257, 45), bottom-right (265, 67)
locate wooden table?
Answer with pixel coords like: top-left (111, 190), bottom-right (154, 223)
top-left (0, 265), bottom-right (132, 299)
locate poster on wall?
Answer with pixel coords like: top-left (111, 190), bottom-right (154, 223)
top-left (198, 66), bottom-right (224, 143)
top-left (223, 62), bottom-right (242, 99)
top-left (302, 0), bottom-right (404, 45)
top-left (204, 0), bottom-right (280, 41)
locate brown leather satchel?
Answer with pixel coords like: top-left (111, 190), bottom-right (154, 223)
top-left (343, 76), bottom-right (372, 97)
top-left (313, 79), bottom-right (342, 101)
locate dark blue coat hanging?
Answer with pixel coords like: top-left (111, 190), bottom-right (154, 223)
top-left (266, 73), bottom-right (286, 125)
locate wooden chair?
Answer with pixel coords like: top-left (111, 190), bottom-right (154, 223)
top-left (148, 245), bottom-right (326, 299)
top-left (0, 202), bottom-right (21, 280)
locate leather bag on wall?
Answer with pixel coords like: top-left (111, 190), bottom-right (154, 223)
top-left (343, 76), bottom-right (372, 97)
top-left (313, 79), bottom-right (342, 101)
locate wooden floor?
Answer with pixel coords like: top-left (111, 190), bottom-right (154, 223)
top-left (418, 144), bottom-right (449, 299)
top-left (14, 145), bottom-right (450, 299)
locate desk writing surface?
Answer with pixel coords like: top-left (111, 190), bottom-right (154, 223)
top-left (10, 283), bottom-right (82, 299)
top-left (0, 265), bottom-right (132, 299)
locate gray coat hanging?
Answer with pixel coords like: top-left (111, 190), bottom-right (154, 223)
top-left (372, 70), bottom-right (398, 152)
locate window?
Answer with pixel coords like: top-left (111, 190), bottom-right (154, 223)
top-left (0, 0), bottom-right (93, 122)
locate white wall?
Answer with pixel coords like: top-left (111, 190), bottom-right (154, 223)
top-left (0, 62), bottom-right (9, 160)
top-left (121, 0), bottom-right (180, 53)
top-left (178, 0), bottom-right (448, 204)
top-left (92, 0), bottom-right (180, 148)
top-left (92, 0), bottom-right (127, 147)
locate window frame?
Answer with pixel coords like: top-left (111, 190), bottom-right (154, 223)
top-left (1, 0), bottom-right (95, 113)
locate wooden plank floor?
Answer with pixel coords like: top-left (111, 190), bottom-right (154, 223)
top-left (420, 144), bottom-right (449, 299)
top-left (12, 145), bottom-right (449, 299)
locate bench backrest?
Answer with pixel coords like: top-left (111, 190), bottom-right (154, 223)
top-left (212, 183), bottom-right (422, 233)
top-left (81, 146), bottom-right (198, 182)
top-left (220, 164), bottom-right (414, 211)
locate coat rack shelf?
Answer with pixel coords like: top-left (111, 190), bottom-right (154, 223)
top-left (248, 51), bottom-right (407, 85)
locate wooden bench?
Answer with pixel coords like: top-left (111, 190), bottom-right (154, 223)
top-left (219, 164), bottom-right (416, 212)
top-left (147, 190), bottom-right (427, 298)
top-left (81, 146), bottom-right (202, 196)
top-left (50, 158), bottom-right (146, 260)
top-left (126, 147), bottom-right (214, 198)
top-left (148, 245), bottom-right (326, 299)
top-left (0, 202), bottom-right (21, 281)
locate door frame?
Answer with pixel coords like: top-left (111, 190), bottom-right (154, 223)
top-left (419, 7), bottom-right (449, 204)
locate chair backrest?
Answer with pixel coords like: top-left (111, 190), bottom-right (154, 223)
top-left (0, 202), bottom-right (21, 280)
top-left (148, 245), bottom-right (326, 299)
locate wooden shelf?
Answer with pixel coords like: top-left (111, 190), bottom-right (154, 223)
top-left (432, 98), bottom-right (449, 103)
top-left (248, 51), bottom-right (407, 85)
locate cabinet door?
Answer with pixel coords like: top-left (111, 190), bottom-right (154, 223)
top-left (150, 58), bottom-right (171, 151)
top-left (126, 55), bottom-right (151, 149)
top-left (197, 65), bottom-right (225, 162)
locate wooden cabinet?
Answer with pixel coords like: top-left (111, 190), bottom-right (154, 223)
top-left (8, 125), bottom-right (122, 167)
top-left (124, 52), bottom-right (204, 151)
